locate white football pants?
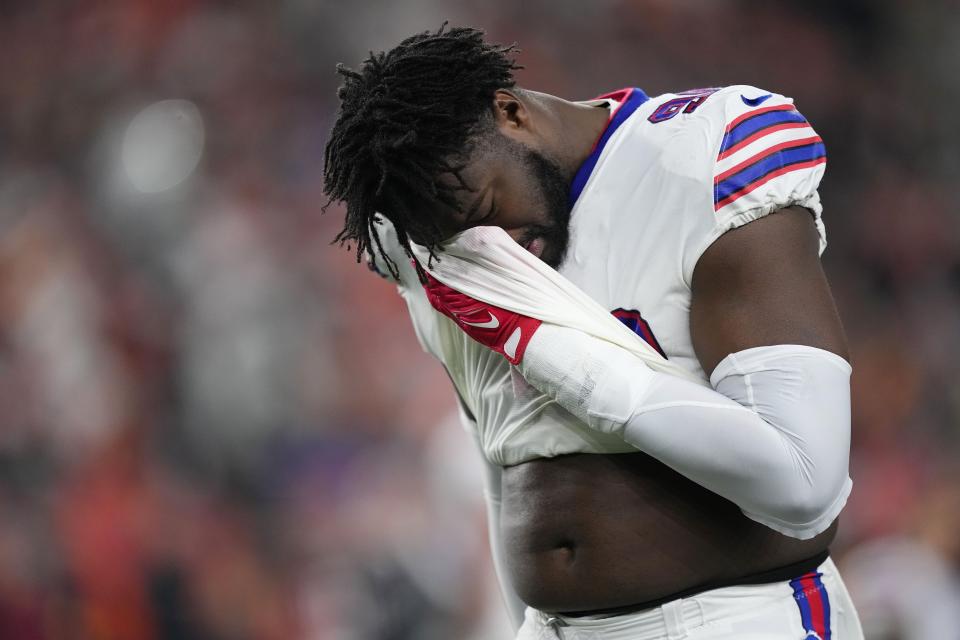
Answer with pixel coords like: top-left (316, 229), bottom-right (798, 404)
top-left (515, 557), bottom-right (863, 640)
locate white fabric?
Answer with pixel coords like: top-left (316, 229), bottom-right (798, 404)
top-left (515, 557), bottom-right (864, 640)
top-left (376, 215), bottom-right (637, 465)
top-left (517, 319), bottom-right (657, 434)
top-left (697, 88), bottom-right (828, 284)
top-left (520, 326), bottom-right (852, 539)
top-left (708, 344), bottom-right (853, 537)
top-left (558, 84), bottom-right (826, 381)
top-left (481, 464), bottom-right (527, 631)
top-left (375, 83), bottom-right (829, 466)
top-left (457, 401), bottom-right (527, 630)
top-left (410, 226), bottom-right (701, 384)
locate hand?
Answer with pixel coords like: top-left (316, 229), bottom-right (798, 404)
top-left (422, 269), bottom-right (541, 365)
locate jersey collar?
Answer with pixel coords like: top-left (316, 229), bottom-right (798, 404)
top-left (569, 87), bottom-right (650, 208)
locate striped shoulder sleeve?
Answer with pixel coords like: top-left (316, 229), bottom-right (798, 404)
top-left (675, 86), bottom-right (828, 283)
top-left (712, 89), bottom-right (826, 218)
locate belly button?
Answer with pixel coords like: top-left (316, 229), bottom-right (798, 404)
top-left (554, 540), bottom-right (577, 563)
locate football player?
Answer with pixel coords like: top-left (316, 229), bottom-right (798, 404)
top-left (324, 25), bottom-right (864, 639)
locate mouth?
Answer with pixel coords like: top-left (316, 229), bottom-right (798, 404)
top-left (523, 237), bottom-right (546, 258)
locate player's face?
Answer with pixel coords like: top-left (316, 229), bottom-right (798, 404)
top-left (442, 135), bottom-right (573, 269)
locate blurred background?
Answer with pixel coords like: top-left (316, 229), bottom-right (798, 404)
top-left (1, 0), bottom-right (958, 638)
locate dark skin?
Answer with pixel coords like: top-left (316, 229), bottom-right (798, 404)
top-left (436, 90), bottom-right (850, 612)
top-left (433, 89), bottom-right (609, 262)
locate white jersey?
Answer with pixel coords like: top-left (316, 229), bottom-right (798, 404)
top-left (380, 84), bottom-right (827, 466)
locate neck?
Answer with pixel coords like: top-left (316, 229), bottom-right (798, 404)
top-left (550, 96), bottom-right (613, 182)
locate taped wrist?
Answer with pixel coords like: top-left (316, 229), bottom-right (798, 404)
top-left (519, 323), bottom-right (655, 433)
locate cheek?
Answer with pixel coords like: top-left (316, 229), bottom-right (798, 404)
top-left (497, 183), bottom-right (549, 232)
top-left (503, 227), bottom-right (526, 243)
top-left (497, 199), bottom-right (534, 228)
top-left (495, 210), bottom-right (541, 246)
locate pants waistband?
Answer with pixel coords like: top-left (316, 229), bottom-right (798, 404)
top-left (535, 556), bottom-right (841, 640)
top-left (541, 597), bottom-right (704, 640)
top-left (561, 549), bottom-right (829, 617)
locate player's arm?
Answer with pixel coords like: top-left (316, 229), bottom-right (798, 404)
top-left (426, 256), bottom-right (853, 541)
top-left (455, 396), bottom-right (527, 631)
top-left (425, 88), bottom-right (853, 540)
top-left (689, 205), bottom-right (848, 374)
top-left (520, 88), bottom-right (851, 539)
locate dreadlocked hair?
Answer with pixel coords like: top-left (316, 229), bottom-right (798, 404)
top-left (322, 24), bottom-right (521, 279)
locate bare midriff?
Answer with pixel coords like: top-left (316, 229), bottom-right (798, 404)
top-left (500, 451), bottom-right (837, 614)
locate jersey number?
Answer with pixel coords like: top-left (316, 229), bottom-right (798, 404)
top-left (647, 90), bottom-right (715, 123)
top-left (612, 309), bottom-right (666, 358)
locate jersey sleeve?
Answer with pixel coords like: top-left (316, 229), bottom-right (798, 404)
top-left (677, 85), bottom-right (828, 284)
top-left (369, 214), bottom-right (485, 423)
top-left (369, 214), bottom-right (448, 359)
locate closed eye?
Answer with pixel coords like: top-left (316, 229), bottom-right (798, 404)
top-left (472, 197), bottom-right (496, 226)
top-left (462, 185), bottom-right (491, 225)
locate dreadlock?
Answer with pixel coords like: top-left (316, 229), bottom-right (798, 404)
top-left (322, 24), bottom-right (521, 279)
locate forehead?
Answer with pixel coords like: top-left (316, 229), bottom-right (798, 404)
top-left (414, 133), bottom-right (531, 241)
top-left (447, 133), bottom-right (505, 182)
top-left (437, 141), bottom-right (504, 208)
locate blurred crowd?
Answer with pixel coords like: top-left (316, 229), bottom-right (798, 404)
top-left (0, 1), bottom-right (958, 638)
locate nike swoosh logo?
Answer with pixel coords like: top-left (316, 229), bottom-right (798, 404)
top-left (741, 93), bottom-right (772, 107)
top-left (503, 327), bottom-right (522, 360)
top-left (459, 312), bottom-right (500, 329)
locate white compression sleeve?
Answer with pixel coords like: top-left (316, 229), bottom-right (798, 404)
top-left (518, 325), bottom-right (852, 540)
top-left (479, 457), bottom-right (527, 630)
top-left (458, 402), bottom-right (526, 629)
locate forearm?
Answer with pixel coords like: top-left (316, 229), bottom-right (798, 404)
top-left (518, 324), bottom-right (852, 539)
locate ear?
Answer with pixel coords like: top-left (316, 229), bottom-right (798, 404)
top-left (491, 89), bottom-right (531, 137)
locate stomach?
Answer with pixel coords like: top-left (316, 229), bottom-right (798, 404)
top-left (500, 451), bottom-right (836, 613)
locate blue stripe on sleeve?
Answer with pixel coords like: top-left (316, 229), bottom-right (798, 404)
top-left (714, 142), bottom-right (826, 204)
top-left (719, 109), bottom-right (808, 154)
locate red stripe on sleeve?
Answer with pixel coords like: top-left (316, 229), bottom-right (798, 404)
top-left (715, 135), bottom-right (824, 183)
top-left (723, 102), bottom-right (796, 133)
top-left (718, 122), bottom-right (813, 160)
top-left (714, 157), bottom-right (826, 210)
